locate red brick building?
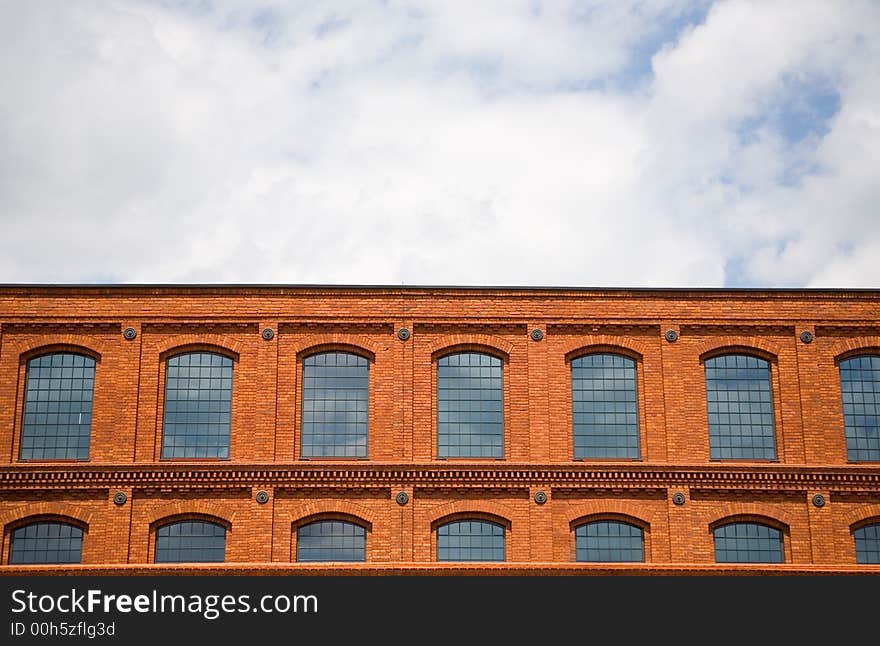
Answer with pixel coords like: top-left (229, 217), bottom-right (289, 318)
top-left (1, 285), bottom-right (878, 574)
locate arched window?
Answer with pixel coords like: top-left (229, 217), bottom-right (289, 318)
top-left (437, 352), bottom-right (503, 458)
top-left (854, 523), bottom-right (880, 564)
top-left (296, 520), bottom-right (366, 562)
top-left (9, 521), bottom-right (83, 564)
top-left (161, 352), bottom-right (233, 459)
top-left (574, 520), bottom-right (644, 562)
top-left (154, 520), bottom-right (226, 563)
top-left (436, 519), bottom-right (505, 562)
top-left (301, 352), bottom-right (369, 458)
top-left (20, 353), bottom-right (95, 460)
top-left (704, 354), bottom-right (776, 459)
top-left (839, 355), bottom-right (880, 462)
top-left (713, 522), bottom-right (783, 563)
top-left (571, 353), bottom-right (639, 459)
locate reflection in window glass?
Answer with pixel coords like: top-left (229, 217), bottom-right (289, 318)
top-left (839, 356), bottom-right (880, 462)
top-left (9, 522), bottom-right (83, 564)
top-left (854, 523), bottom-right (880, 564)
top-left (572, 354), bottom-right (639, 459)
top-left (438, 353), bottom-right (503, 458)
top-left (713, 522), bottom-right (783, 563)
top-left (21, 353), bottom-right (95, 460)
top-left (296, 520), bottom-right (366, 562)
top-left (436, 520), bottom-right (505, 562)
top-left (575, 521), bottom-right (644, 562)
top-left (301, 352), bottom-right (368, 458)
top-left (161, 353), bottom-right (232, 459)
top-left (155, 520), bottom-right (226, 563)
top-left (705, 355), bottom-right (776, 459)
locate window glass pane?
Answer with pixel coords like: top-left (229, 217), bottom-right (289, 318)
top-left (840, 356), bottom-right (880, 462)
top-left (21, 353), bottom-right (95, 460)
top-left (575, 521), bottom-right (644, 562)
top-left (713, 522), bottom-right (783, 563)
top-left (161, 353), bottom-right (233, 459)
top-left (296, 520), bottom-right (366, 562)
top-left (438, 353), bottom-right (503, 458)
top-left (705, 355), bottom-right (776, 459)
top-left (572, 354), bottom-right (639, 459)
top-left (9, 522), bottom-right (83, 564)
top-left (436, 520), bottom-right (505, 562)
top-left (301, 352), bottom-right (369, 458)
top-left (155, 521), bottom-right (226, 563)
top-left (854, 523), bottom-right (880, 564)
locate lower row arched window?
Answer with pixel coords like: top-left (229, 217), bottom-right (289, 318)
top-left (713, 522), bottom-right (783, 563)
top-left (154, 520), bottom-right (226, 563)
top-left (6, 518), bottom-right (880, 566)
top-left (575, 520), bottom-right (644, 562)
top-left (296, 520), bottom-right (366, 562)
top-left (436, 520), bottom-right (505, 562)
top-left (9, 521), bottom-right (83, 564)
top-left (854, 523), bottom-right (880, 564)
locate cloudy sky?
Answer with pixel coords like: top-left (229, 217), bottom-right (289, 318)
top-left (1, 1), bottom-right (878, 287)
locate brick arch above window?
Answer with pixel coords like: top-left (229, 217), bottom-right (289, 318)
top-left (287, 501), bottom-right (375, 529)
top-left (18, 341), bottom-right (102, 363)
top-left (291, 334), bottom-right (379, 360)
top-left (832, 337), bottom-right (880, 363)
top-left (428, 501), bottom-right (514, 530)
top-left (562, 336), bottom-right (649, 362)
top-left (155, 335), bottom-right (242, 360)
top-left (843, 504), bottom-right (880, 530)
top-left (429, 334), bottom-right (513, 361)
top-left (0, 504), bottom-right (93, 532)
top-left (565, 501), bottom-right (656, 529)
top-left (707, 506), bottom-right (792, 532)
top-left (696, 337), bottom-right (780, 362)
top-left (146, 503), bottom-right (234, 530)
top-left (291, 512), bottom-right (372, 533)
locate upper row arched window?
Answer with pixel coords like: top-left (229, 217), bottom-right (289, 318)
top-left (15, 349), bottom-right (880, 464)
top-left (301, 351), bottom-right (369, 458)
top-left (571, 353), bottom-right (640, 459)
top-left (161, 352), bottom-right (233, 459)
top-left (840, 355), bottom-right (880, 462)
top-left (705, 354), bottom-right (776, 460)
top-left (437, 352), bottom-right (503, 458)
top-left (21, 353), bottom-right (95, 460)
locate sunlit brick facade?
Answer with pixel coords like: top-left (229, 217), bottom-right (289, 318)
top-left (1, 285), bottom-right (879, 574)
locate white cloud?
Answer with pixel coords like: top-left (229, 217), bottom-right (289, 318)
top-left (0, 0), bottom-right (877, 286)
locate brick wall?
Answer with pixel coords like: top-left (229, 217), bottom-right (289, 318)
top-left (0, 286), bottom-right (878, 573)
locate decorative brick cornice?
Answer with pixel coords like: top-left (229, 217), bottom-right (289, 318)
top-left (1, 463), bottom-right (879, 493)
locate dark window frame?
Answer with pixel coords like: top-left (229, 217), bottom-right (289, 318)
top-left (295, 518), bottom-right (368, 563)
top-left (838, 354), bottom-right (880, 462)
top-left (435, 518), bottom-right (506, 562)
top-left (18, 351), bottom-right (97, 461)
top-left (300, 350), bottom-right (370, 459)
top-left (570, 352), bottom-right (641, 460)
top-left (573, 518), bottom-right (646, 563)
top-left (7, 519), bottom-right (85, 565)
top-left (703, 352), bottom-right (778, 461)
top-left (712, 520), bottom-right (785, 564)
top-left (436, 350), bottom-right (505, 459)
top-left (160, 350), bottom-right (235, 460)
top-left (852, 520), bottom-right (880, 564)
top-left (153, 518), bottom-right (227, 564)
